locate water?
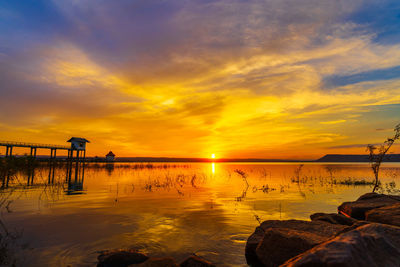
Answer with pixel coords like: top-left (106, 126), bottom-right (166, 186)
top-left (2, 162), bottom-right (400, 266)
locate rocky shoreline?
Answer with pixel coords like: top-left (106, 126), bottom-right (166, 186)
top-left (246, 192), bottom-right (400, 266)
top-left (96, 192), bottom-right (400, 267)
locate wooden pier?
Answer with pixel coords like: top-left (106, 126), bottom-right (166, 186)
top-left (0, 137), bottom-right (89, 161)
top-left (0, 137), bottom-right (89, 193)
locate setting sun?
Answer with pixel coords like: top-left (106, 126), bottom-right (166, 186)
top-left (211, 154), bottom-right (216, 159)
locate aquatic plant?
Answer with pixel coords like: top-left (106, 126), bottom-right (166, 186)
top-left (233, 169), bottom-right (250, 201)
top-left (253, 214), bottom-right (262, 224)
top-left (292, 164), bottom-right (304, 183)
top-left (253, 184), bottom-right (276, 193)
top-left (190, 174), bottom-right (197, 188)
top-left (234, 169), bottom-right (249, 186)
top-left (336, 178), bottom-right (374, 186)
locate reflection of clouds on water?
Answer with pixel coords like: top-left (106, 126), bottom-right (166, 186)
top-left (3, 162), bottom-right (400, 205)
top-left (123, 201), bottom-right (243, 265)
top-left (1, 162), bottom-right (400, 266)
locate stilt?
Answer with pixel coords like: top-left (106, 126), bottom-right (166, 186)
top-left (81, 160), bottom-right (85, 184)
top-left (48, 149), bottom-right (53, 183)
top-left (51, 163), bottom-right (55, 183)
top-left (31, 168), bottom-right (35, 185)
top-left (48, 163), bottom-right (52, 183)
top-left (5, 173), bottom-right (9, 188)
top-left (27, 172), bottom-right (31, 186)
top-left (66, 155), bottom-right (72, 183)
top-left (6, 146), bottom-right (13, 157)
top-left (66, 149), bottom-right (73, 182)
top-left (76, 162), bottom-right (81, 182)
top-left (28, 168), bottom-right (33, 186)
top-left (75, 150), bottom-right (80, 169)
top-left (75, 161), bottom-right (79, 181)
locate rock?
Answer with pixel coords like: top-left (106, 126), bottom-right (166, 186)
top-left (310, 212), bottom-right (358, 226)
top-left (97, 249), bottom-right (149, 267)
top-left (338, 192), bottom-right (400, 220)
top-left (245, 220), bottom-right (346, 267)
top-left (358, 192), bottom-right (400, 201)
top-left (256, 228), bottom-right (326, 267)
top-left (245, 226), bottom-right (266, 267)
top-left (366, 203), bottom-right (400, 227)
top-left (281, 223), bottom-right (400, 267)
top-left (180, 255), bottom-right (215, 267)
top-left (333, 221), bottom-right (371, 237)
top-left (131, 257), bottom-right (178, 267)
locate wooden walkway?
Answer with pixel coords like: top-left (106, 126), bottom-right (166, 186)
top-left (0, 141), bottom-right (69, 149)
top-left (0, 140), bottom-right (77, 159)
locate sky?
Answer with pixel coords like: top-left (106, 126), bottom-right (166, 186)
top-left (0, 0), bottom-right (400, 159)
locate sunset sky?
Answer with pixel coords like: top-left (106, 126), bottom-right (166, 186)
top-left (1, 0), bottom-right (400, 159)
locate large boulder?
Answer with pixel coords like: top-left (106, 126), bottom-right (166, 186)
top-left (245, 220), bottom-right (346, 267)
top-left (256, 228), bottom-right (328, 267)
top-left (97, 249), bottom-right (149, 267)
top-left (246, 226), bottom-right (266, 267)
top-left (281, 223), bottom-right (400, 267)
top-left (338, 193), bottom-right (400, 220)
top-left (366, 203), bottom-right (400, 227)
top-left (310, 212), bottom-right (358, 226)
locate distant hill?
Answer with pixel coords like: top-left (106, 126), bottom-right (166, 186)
top-left (316, 154), bottom-right (400, 162)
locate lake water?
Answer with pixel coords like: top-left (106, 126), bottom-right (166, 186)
top-left (2, 162), bottom-right (400, 266)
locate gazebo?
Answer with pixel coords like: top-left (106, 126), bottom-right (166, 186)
top-left (105, 151), bottom-right (115, 162)
top-left (67, 137), bottom-right (90, 160)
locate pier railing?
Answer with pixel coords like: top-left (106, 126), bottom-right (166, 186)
top-left (0, 141), bottom-right (69, 150)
